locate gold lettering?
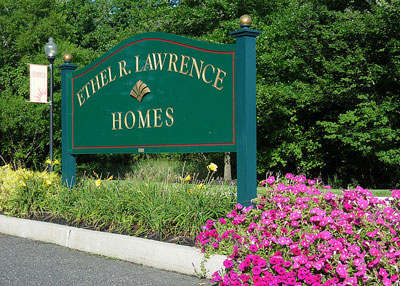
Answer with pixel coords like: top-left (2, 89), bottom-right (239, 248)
top-left (83, 82), bottom-right (91, 99)
top-left (189, 58), bottom-right (205, 79)
top-left (179, 55), bottom-right (190, 75)
top-left (212, 68), bottom-right (226, 90)
top-left (119, 60), bottom-right (129, 77)
top-left (167, 53), bottom-right (178, 72)
top-left (124, 111), bottom-right (136, 129)
top-left (202, 64), bottom-right (215, 84)
top-left (135, 56), bottom-right (143, 73)
top-left (138, 110), bottom-right (151, 128)
top-left (143, 54), bottom-right (154, 71)
top-left (76, 90), bottom-right (85, 107)
top-left (100, 68), bottom-right (109, 87)
top-left (153, 108), bottom-right (163, 128)
top-left (165, 107), bottom-right (174, 127)
top-left (90, 75), bottom-right (101, 94)
top-left (152, 53), bottom-right (168, 70)
top-left (108, 66), bottom-right (116, 83)
top-left (112, 112), bottom-right (123, 130)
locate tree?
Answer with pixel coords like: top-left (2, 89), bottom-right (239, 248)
top-left (0, 0), bottom-right (398, 187)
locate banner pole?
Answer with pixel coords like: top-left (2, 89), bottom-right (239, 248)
top-left (48, 59), bottom-right (54, 172)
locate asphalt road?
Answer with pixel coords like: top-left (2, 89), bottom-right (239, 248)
top-left (0, 233), bottom-right (209, 286)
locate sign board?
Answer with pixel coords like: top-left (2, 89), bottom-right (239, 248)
top-left (68, 33), bottom-right (235, 154)
top-left (60, 19), bottom-right (260, 205)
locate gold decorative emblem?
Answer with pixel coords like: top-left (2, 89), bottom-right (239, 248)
top-left (130, 80), bottom-right (151, 102)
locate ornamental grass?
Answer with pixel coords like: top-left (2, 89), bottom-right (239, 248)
top-left (196, 174), bottom-right (400, 285)
top-left (0, 163), bottom-right (235, 245)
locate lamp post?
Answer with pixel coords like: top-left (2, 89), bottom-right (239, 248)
top-left (44, 37), bottom-right (57, 172)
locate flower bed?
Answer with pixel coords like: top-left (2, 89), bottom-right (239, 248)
top-left (196, 174), bottom-right (400, 285)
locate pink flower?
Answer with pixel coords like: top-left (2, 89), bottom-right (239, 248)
top-left (238, 261), bottom-right (247, 271)
top-left (286, 173), bottom-right (293, 179)
top-left (370, 247), bottom-right (381, 256)
top-left (336, 263), bottom-right (348, 278)
top-left (267, 176), bottom-right (275, 184)
top-left (291, 248), bottom-right (301, 255)
top-left (219, 218), bottom-right (227, 224)
top-left (235, 203), bottom-right (243, 210)
top-left (223, 259), bottom-right (233, 268)
top-left (383, 278), bottom-right (392, 286)
top-left (283, 260), bottom-right (292, 268)
top-left (230, 271), bottom-right (239, 280)
top-left (249, 244), bottom-right (258, 252)
top-left (240, 274), bottom-right (250, 282)
top-left (278, 236), bottom-right (291, 245)
top-left (392, 189), bottom-right (400, 198)
top-left (304, 275), bottom-right (315, 284)
top-left (252, 266), bottom-right (262, 275)
top-left (379, 267), bottom-right (389, 278)
top-left (314, 260), bottom-right (324, 270)
top-left (383, 207), bottom-right (394, 215)
top-left (357, 198), bottom-right (369, 210)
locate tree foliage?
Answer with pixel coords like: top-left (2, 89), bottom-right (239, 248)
top-left (0, 0), bottom-right (399, 187)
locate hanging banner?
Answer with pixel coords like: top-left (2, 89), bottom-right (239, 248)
top-left (29, 64), bottom-right (48, 103)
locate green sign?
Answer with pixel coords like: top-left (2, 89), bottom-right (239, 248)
top-left (60, 18), bottom-right (260, 206)
top-left (68, 33), bottom-right (235, 154)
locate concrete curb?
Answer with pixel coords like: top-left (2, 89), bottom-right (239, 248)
top-left (0, 215), bottom-right (225, 278)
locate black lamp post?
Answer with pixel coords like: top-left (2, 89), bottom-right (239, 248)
top-left (44, 37), bottom-right (57, 172)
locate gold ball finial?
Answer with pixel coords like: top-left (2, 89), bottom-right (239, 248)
top-left (239, 14), bottom-right (252, 27)
top-left (63, 53), bottom-right (72, 62)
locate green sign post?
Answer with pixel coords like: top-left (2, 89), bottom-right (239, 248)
top-left (59, 15), bottom-right (260, 206)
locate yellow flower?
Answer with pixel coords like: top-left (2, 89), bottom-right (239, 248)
top-left (19, 181), bottom-right (26, 187)
top-left (46, 159), bottom-right (59, 165)
top-left (184, 174), bottom-right (191, 182)
top-left (207, 163), bottom-right (218, 172)
top-left (197, 184), bottom-right (205, 190)
top-left (106, 175), bottom-right (113, 181)
top-left (95, 179), bottom-right (101, 187)
top-left (45, 180), bottom-right (52, 186)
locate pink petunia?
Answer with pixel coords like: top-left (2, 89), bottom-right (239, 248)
top-left (336, 263), bottom-right (348, 278)
top-left (314, 260), bottom-right (324, 270)
top-left (383, 207), bottom-right (394, 215)
top-left (267, 176), bottom-right (275, 184)
top-left (240, 274), bottom-right (250, 282)
top-left (291, 248), bottom-right (301, 255)
top-left (370, 247), bottom-right (381, 256)
top-left (252, 266), bottom-right (262, 275)
top-left (249, 244), bottom-right (258, 252)
top-left (283, 260), bottom-right (292, 268)
top-left (223, 259), bottom-right (233, 268)
top-left (383, 278), bottom-right (392, 286)
top-left (230, 271), bottom-right (239, 280)
top-left (392, 189), bottom-right (400, 198)
top-left (379, 267), bottom-right (389, 278)
top-left (235, 203), bottom-right (243, 210)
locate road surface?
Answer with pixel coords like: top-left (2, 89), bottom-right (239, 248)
top-left (0, 233), bottom-right (209, 286)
